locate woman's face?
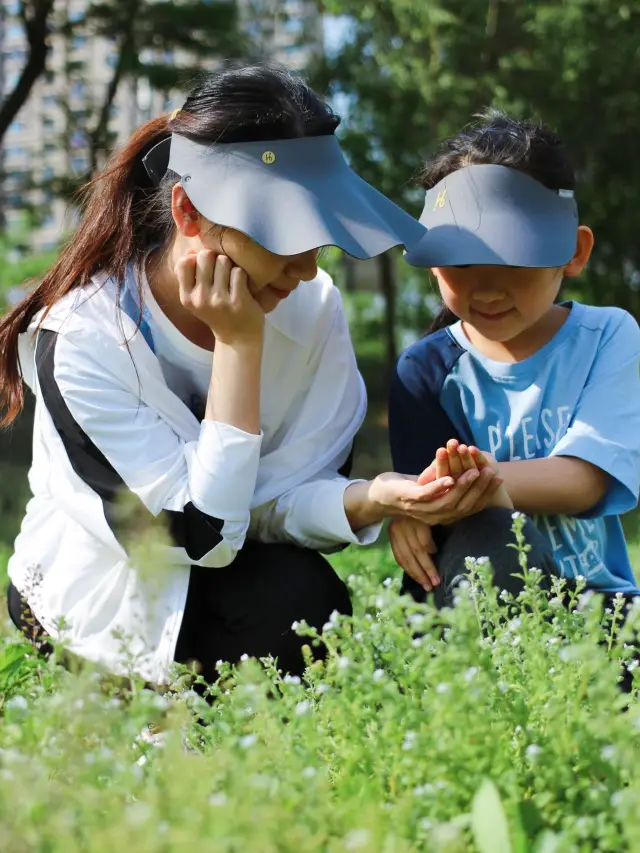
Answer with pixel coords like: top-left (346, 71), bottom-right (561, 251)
top-left (172, 185), bottom-right (319, 314)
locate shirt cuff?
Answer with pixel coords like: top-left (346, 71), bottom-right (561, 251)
top-left (305, 478), bottom-right (383, 548)
top-left (189, 420), bottom-right (263, 519)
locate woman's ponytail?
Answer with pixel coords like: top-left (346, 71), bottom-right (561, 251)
top-left (0, 115), bottom-right (173, 426)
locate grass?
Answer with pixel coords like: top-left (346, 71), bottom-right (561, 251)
top-left (0, 520), bottom-right (639, 853)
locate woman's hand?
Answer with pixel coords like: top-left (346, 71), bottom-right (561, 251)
top-left (344, 466), bottom-right (497, 532)
top-left (175, 249), bottom-right (265, 345)
top-left (389, 517), bottom-right (440, 593)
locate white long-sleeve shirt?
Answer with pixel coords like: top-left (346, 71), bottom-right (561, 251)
top-left (10, 265), bottom-right (379, 683)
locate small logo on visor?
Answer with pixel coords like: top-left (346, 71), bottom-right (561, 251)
top-left (262, 151), bottom-right (276, 164)
top-left (434, 188), bottom-right (447, 210)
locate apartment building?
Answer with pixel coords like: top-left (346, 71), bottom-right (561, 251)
top-left (0, 0), bottom-right (323, 250)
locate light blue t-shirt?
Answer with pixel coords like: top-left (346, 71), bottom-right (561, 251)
top-left (391, 303), bottom-right (640, 593)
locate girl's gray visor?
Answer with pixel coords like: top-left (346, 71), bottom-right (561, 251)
top-left (144, 134), bottom-right (426, 259)
top-left (403, 164), bottom-right (579, 268)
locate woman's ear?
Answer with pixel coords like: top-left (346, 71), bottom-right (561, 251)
top-left (564, 225), bottom-right (594, 277)
top-left (171, 185), bottom-right (201, 237)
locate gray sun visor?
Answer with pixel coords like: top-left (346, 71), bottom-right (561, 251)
top-left (144, 134), bottom-right (426, 259)
top-left (403, 164), bottom-right (579, 268)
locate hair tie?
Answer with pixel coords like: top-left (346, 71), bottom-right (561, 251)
top-left (170, 108), bottom-right (182, 121)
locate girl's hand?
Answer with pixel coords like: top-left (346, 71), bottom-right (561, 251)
top-left (418, 441), bottom-right (513, 515)
top-left (176, 249), bottom-right (265, 345)
top-left (389, 517), bottom-right (440, 592)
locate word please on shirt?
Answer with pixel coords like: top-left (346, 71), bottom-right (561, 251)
top-left (487, 406), bottom-right (572, 460)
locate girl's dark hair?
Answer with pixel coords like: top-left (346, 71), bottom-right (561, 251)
top-left (425, 108), bottom-right (575, 333)
top-left (0, 63), bottom-right (340, 425)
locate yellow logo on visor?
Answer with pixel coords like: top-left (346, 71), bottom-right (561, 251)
top-left (262, 151), bottom-right (276, 164)
top-left (434, 188), bottom-right (447, 210)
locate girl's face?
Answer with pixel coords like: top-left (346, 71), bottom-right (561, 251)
top-left (433, 264), bottom-right (564, 344)
top-left (172, 185), bottom-right (319, 313)
top-left (432, 225), bottom-right (594, 347)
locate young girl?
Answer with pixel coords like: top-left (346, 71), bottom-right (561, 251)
top-left (0, 63), bottom-right (481, 685)
top-left (389, 111), bottom-right (640, 607)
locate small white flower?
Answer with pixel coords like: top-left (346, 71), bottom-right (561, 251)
top-left (529, 567), bottom-right (542, 575)
top-left (627, 659), bottom-right (639, 672)
top-left (239, 734), bottom-right (257, 749)
top-left (354, 632), bottom-right (363, 641)
top-left (436, 683), bottom-right (450, 694)
top-left (291, 621), bottom-right (300, 631)
top-left (476, 556), bottom-right (490, 565)
top-left (337, 656), bottom-right (350, 671)
top-left (125, 802), bottom-right (151, 826)
top-left (73, 699), bottom-right (84, 711)
top-left (316, 683), bottom-right (330, 696)
top-left (372, 669), bottom-right (385, 682)
top-left (511, 511), bottom-right (523, 520)
top-left (464, 667), bottom-right (479, 683)
top-left (383, 577), bottom-right (393, 588)
top-left (240, 654), bottom-right (249, 662)
top-left (499, 589), bottom-right (510, 602)
top-left (209, 792), bottom-right (228, 807)
top-left (302, 766), bottom-right (317, 778)
top-left (402, 731), bottom-right (416, 751)
top-left (375, 596), bottom-right (385, 609)
top-left (136, 754), bottom-right (148, 767)
top-left (409, 614), bottom-right (425, 628)
top-left (420, 818), bottom-right (433, 830)
top-left (344, 829), bottom-right (371, 850)
top-left (283, 675), bottom-right (301, 686)
top-left (5, 695), bottom-right (28, 712)
top-left (295, 700), bottom-right (311, 716)
top-left (575, 575), bottom-right (586, 583)
top-left (526, 744), bottom-right (542, 760)
top-left (610, 791), bottom-right (624, 808)
top-left (497, 680), bottom-right (507, 693)
top-left (601, 745), bottom-right (616, 761)
top-left (412, 637), bottom-right (423, 648)
top-left (151, 694), bottom-right (170, 712)
top-left (215, 660), bottom-right (225, 670)
top-left (615, 592), bottom-right (625, 600)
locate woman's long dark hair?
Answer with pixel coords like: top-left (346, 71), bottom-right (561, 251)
top-left (0, 63), bottom-right (340, 426)
top-left (424, 109), bottom-right (576, 334)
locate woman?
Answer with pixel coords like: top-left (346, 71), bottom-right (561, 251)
top-left (0, 64), bottom-right (495, 685)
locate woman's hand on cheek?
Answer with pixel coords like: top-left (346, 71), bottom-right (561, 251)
top-left (175, 249), bottom-right (265, 345)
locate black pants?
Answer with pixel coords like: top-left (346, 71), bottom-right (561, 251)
top-left (401, 507), bottom-right (560, 606)
top-left (174, 542), bottom-right (352, 681)
top-left (7, 542), bottom-right (352, 683)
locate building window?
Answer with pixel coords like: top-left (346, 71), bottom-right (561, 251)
top-left (72, 35), bottom-right (87, 50)
top-left (71, 80), bottom-right (86, 99)
top-left (8, 120), bottom-right (25, 134)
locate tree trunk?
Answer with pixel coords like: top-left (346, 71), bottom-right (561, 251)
top-left (0, 0), bottom-right (56, 144)
top-left (87, 1), bottom-right (141, 174)
top-left (378, 252), bottom-right (397, 375)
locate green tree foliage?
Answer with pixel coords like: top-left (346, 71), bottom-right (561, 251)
top-left (79, 0), bottom-right (250, 171)
top-left (316, 0), bottom-right (640, 314)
